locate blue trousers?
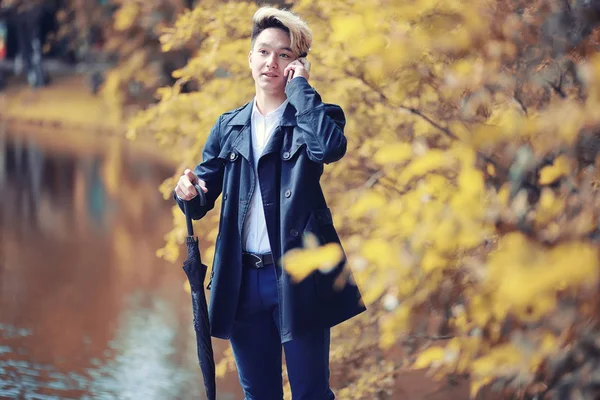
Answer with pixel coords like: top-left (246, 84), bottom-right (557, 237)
top-left (230, 264), bottom-right (335, 400)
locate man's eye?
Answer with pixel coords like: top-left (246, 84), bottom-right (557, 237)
top-left (280, 54), bottom-right (290, 58)
top-left (259, 50), bottom-right (267, 55)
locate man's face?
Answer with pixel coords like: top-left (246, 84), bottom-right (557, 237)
top-left (249, 27), bottom-right (295, 95)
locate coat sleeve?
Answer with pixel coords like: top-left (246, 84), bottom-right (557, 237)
top-left (174, 116), bottom-right (225, 220)
top-left (285, 77), bottom-right (347, 164)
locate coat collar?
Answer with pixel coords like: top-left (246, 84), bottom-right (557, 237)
top-left (227, 101), bottom-right (252, 126)
top-left (228, 99), bottom-right (297, 162)
top-left (227, 100), bottom-right (297, 127)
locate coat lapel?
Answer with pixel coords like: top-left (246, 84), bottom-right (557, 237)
top-left (227, 101), bottom-right (299, 161)
top-left (228, 101), bottom-right (253, 163)
top-left (261, 102), bottom-right (297, 158)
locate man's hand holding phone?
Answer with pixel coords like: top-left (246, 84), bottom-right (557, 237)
top-left (285, 57), bottom-right (310, 83)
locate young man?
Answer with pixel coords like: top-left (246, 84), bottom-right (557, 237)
top-left (175, 7), bottom-right (365, 399)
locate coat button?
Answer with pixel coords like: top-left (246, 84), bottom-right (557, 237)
top-left (290, 229), bottom-right (299, 237)
top-left (284, 189), bottom-right (292, 198)
top-left (229, 152), bottom-right (237, 161)
top-left (282, 151), bottom-right (290, 160)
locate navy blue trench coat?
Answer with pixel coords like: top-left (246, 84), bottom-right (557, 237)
top-left (176, 77), bottom-right (365, 342)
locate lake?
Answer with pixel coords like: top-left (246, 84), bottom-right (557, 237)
top-left (0, 125), bottom-right (242, 400)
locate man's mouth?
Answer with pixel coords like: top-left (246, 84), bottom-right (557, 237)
top-left (262, 73), bottom-right (278, 77)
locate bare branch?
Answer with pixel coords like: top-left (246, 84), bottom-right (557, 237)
top-left (513, 82), bottom-right (529, 116)
top-left (407, 334), bottom-right (455, 341)
top-left (364, 170), bottom-right (385, 188)
top-left (548, 66), bottom-right (567, 98)
top-left (399, 105), bottom-right (459, 140)
top-left (345, 66), bottom-right (511, 179)
top-left (347, 68), bottom-right (459, 141)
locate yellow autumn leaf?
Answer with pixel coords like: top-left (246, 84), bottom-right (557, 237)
top-left (349, 191), bottom-right (387, 217)
top-left (540, 333), bottom-right (558, 354)
top-left (360, 280), bottom-right (386, 306)
top-left (488, 234), bottom-right (599, 321)
top-left (330, 15), bottom-right (363, 42)
top-left (398, 150), bottom-right (455, 183)
top-left (535, 188), bottom-right (564, 225)
top-left (216, 360), bottom-right (228, 378)
top-left (414, 346), bottom-right (446, 369)
top-left (521, 294), bottom-right (556, 322)
top-left (283, 243), bottom-right (344, 282)
top-left (470, 377), bottom-right (492, 399)
top-left (539, 155), bottom-right (571, 184)
top-left (421, 251), bottom-right (447, 273)
top-left (432, 219), bottom-right (458, 253)
top-left (458, 167), bottom-right (485, 197)
top-left (453, 313), bottom-right (469, 334)
top-left (469, 295), bottom-right (491, 327)
top-left (114, 3), bottom-right (139, 31)
top-left (397, 277), bottom-right (417, 297)
top-left (530, 333), bottom-right (559, 370)
top-left (361, 239), bottom-right (397, 265)
top-left (497, 183), bottom-right (511, 206)
top-left (471, 343), bottom-right (523, 377)
top-left (172, 68), bottom-right (186, 79)
top-left (380, 306), bottom-right (411, 348)
top-left (451, 57), bottom-right (480, 79)
top-left (373, 142), bottom-right (413, 165)
top-left (486, 102), bottom-right (524, 131)
top-left (353, 36), bottom-right (387, 58)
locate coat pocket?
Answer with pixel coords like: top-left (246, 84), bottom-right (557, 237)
top-left (303, 208), bottom-right (346, 303)
top-left (303, 208), bottom-right (335, 244)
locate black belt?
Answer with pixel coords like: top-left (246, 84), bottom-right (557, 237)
top-left (242, 252), bottom-right (275, 269)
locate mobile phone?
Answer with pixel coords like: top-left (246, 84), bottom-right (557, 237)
top-left (287, 57), bottom-right (310, 83)
top-left (298, 57), bottom-right (311, 73)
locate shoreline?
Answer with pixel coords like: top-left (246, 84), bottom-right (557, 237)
top-left (0, 73), bottom-right (175, 168)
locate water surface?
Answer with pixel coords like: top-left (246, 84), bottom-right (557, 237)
top-left (0, 127), bottom-right (241, 400)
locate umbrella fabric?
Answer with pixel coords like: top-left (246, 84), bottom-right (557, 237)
top-left (182, 187), bottom-right (216, 400)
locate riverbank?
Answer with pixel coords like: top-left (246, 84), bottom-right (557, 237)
top-left (0, 73), bottom-right (174, 168)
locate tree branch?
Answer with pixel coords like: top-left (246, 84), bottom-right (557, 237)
top-left (399, 105), bottom-right (459, 140)
top-left (407, 334), bottom-right (455, 341)
top-left (364, 170), bottom-right (385, 188)
top-left (548, 82), bottom-right (566, 98)
top-left (548, 66), bottom-right (567, 98)
top-left (513, 84), bottom-right (529, 116)
top-left (348, 69), bottom-right (458, 140)
top-left (347, 67), bottom-right (512, 178)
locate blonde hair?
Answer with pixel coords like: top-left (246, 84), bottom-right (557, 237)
top-left (251, 7), bottom-right (312, 57)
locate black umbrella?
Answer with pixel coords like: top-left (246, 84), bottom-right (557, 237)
top-left (182, 184), bottom-right (216, 400)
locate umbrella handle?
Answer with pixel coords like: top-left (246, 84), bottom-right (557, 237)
top-left (184, 184), bottom-right (207, 237)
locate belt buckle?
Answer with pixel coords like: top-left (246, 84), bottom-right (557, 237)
top-left (248, 253), bottom-right (263, 269)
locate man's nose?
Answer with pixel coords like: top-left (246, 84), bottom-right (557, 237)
top-left (266, 54), bottom-right (278, 68)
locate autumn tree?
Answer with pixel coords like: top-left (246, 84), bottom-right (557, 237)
top-left (99, 0), bottom-right (199, 121)
top-left (51, 0), bottom-right (194, 118)
top-left (126, 0), bottom-right (600, 398)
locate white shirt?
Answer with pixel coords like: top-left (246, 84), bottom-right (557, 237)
top-left (242, 98), bottom-right (288, 253)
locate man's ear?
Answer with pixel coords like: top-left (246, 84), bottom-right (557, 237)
top-left (248, 51), bottom-right (252, 68)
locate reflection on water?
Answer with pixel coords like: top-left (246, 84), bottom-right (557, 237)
top-left (0, 128), bottom-right (241, 399)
